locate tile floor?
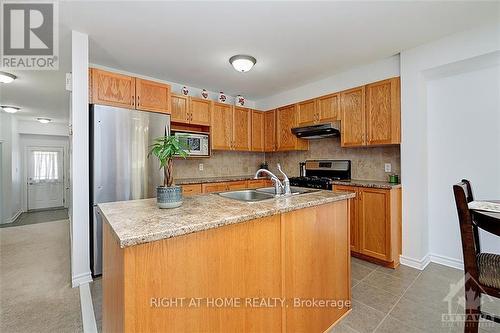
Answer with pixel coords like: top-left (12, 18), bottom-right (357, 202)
top-left (331, 258), bottom-right (500, 333)
top-left (0, 208), bottom-right (68, 228)
top-left (90, 258), bottom-right (500, 333)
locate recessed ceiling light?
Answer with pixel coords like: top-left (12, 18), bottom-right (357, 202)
top-left (229, 55), bottom-right (257, 73)
top-left (0, 71), bottom-right (17, 83)
top-left (37, 118), bottom-right (51, 124)
top-left (1, 106), bottom-right (20, 113)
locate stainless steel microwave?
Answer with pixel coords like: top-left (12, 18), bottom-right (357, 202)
top-left (173, 131), bottom-right (210, 156)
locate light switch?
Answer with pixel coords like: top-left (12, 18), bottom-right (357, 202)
top-left (384, 163), bottom-right (392, 173)
top-left (199, 163), bottom-right (204, 171)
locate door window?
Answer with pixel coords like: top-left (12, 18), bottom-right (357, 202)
top-left (31, 151), bottom-right (59, 182)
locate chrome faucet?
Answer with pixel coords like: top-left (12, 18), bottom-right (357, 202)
top-left (276, 163), bottom-right (291, 195)
top-left (254, 163), bottom-right (291, 196)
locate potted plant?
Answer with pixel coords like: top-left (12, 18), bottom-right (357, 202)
top-left (148, 135), bottom-right (188, 208)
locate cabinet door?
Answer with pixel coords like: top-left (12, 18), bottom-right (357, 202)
top-left (181, 184), bottom-right (202, 196)
top-left (136, 78), bottom-right (171, 113)
top-left (366, 77), bottom-right (400, 145)
top-left (276, 105), bottom-right (298, 151)
top-left (202, 182), bottom-right (228, 193)
top-left (232, 107), bottom-right (252, 151)
top-left (297, 99), bottom-right (317, 125)
top-left (334, 185), bottom-right (359, 252)
top-left (171, 94), bottom-right (189, 123)
top-left (90, 68), bottom-right (135, 108)
top-left (264, 110), bottom-right (276, 152)
top-left (211, 103), bottom-right (233, 150)
top-left (190, 97), bottom-right (211, 126)
top-left (251, 110), bottom-right (265, 152)
top-left (359, 188), bottom-right (391, 261)
top-left (341, 86), bottom-right (366, 147)
top-left (317, 93), bottom-right (340, 122)
top-left (247, 179), bottom-right (267, 189)
top-left (226, 180), bottom-right (248, 191)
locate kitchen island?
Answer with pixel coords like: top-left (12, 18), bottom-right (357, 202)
top-left (98, 190), bottom-right (355, 333)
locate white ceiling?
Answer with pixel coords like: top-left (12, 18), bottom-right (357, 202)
top-left (2, 1), bottom-right (499, 123)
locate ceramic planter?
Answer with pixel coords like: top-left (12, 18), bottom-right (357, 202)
top-left (156, 185), bottom-right (183, 209)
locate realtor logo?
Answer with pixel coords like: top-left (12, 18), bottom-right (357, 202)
top-left (1, 1), bottom-right (59, 70)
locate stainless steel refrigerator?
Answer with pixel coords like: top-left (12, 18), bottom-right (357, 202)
top-left (90, 104), bottom-right (170, 276)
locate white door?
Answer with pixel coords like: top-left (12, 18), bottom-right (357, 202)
top-left (27, 148), bottom-right (64, 210)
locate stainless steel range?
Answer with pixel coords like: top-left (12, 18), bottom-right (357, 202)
top-left (289, 160), bottom-right (351, 190)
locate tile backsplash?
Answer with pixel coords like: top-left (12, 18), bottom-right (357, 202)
top-left (174, 151), bottom-right (265, 179)
top-left (265, 138), bottom-right (400, 181)
top-left (174, 138), bottom-right (400, 182)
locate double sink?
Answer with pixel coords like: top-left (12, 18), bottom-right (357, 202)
top-left (218, 186), bottom-right (320, 202)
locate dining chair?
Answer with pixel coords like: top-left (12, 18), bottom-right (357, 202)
top-left (453, 179), bottom-right (500, 333)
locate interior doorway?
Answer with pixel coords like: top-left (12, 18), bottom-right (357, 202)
top-left (26, 147), bottom-right (65, 211)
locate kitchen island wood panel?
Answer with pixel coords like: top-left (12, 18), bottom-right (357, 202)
top-left (102, 200), bottom-right (351, 332)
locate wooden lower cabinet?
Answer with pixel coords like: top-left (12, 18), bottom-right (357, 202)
top-left (102, 201), bottom-right (350, 332)
top-left (181, 184), bottom-right (202, 197)
top-left (334, 185), bottom-right (401, 268)
top-left (183, 179), bottom-right (273, 195)
top-left (246, 179), bottom-right (268, 189)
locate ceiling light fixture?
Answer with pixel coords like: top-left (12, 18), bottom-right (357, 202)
top-left (37, 117), bottom-right (51, 124)
top-left (1, 106), bottom-right (20, 113)
top-left (0, 71), bottom-right (17, 83)
top-left (229, 55), bottom-right (257, 73)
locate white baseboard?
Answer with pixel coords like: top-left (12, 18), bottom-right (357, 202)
top-left (400, 253), bottom-right (464, 271)
top-left (72, 271), bottom-right (93, 288)
top-left (79, 283), bottom-right (98, 333)
top-left (429, 254), bottom-right (464, 271)
top-left (400, 254), bottom-right (431, 270)
top-left (1, 209), bottom-right (23, 224)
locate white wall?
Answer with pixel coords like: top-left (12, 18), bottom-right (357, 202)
top-left (19, 134), bottom-right (70, 211)
top-left (426, 61), bottom-right (500, 265)
top-left (0, 113), bottom-right (22, 224)
top-left (70, 30), bottom-right (92, 287)
top-left (17, 120), bottom-right (69, 136)
top-left (400, 23), bottom-right (500, 269)
top-left (255, 55), bottom-right (400, 110)
top-left (91, 64), bottom-right (256, 109)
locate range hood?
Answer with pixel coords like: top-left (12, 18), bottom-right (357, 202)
top-left (291, 122), bottom-right (340, 139)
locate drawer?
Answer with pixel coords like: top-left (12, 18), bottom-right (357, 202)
top-left (182, 184), bottom-right (202, 196)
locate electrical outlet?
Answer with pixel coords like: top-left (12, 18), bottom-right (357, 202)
top-left (198, 163), bottom-right (204, 171)
top-left (384, 163), bottom-right (392, 173)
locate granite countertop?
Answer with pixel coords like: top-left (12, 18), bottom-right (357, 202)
top-left (176, 175), bottom-right (266, 185)
top-left (176, 175), bottom-right (400, 189)
top-left (331, 179), bottom-right (401, 189)
top-left (98, 190), bottom-right (355, 248)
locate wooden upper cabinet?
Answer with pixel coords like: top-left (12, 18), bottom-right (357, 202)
top-left (341, 86), bottom-right (366, 147)
top-left (317, 93), bottom-right (340, 122)
top-left (171, 94), bottom-right (189, 123)
top-left (90, 68), bottom-right (135, 108)
top-left (366, 77), bottom-right (400, 145)
top-left (297, 99), bottom-right (317, 125)
top-left (211, 102), bottom-right (233, 150)
top-left (251, 110), bottom-right (265, 152)
top-left (276, 105), bottom-right (298, 151)
top-left (135, 78), bottom-right (171, 114)
top-left (232, 107), bottom-right (252, 151)
top-left (190, 97), bottom-right (211, 126)
top-left (276, 105), bottom-right (308, 151)
top-left (264, 110), bottom-right (276, 152)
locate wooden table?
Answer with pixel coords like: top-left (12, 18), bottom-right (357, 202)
top-left (470, 200), bottom-right (500, 236)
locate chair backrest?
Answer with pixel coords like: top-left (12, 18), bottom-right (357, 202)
top-left (453, 179), bottom-right (480, 279)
